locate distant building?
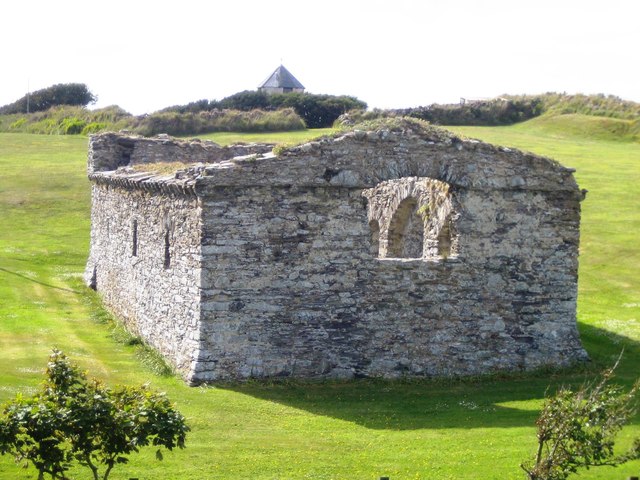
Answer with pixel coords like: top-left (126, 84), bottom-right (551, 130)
top-left (258, 65), bottom-right (305, 94)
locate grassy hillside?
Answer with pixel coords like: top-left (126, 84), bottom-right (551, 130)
top-left (534, 93), bottom-right (640, 120)
top-left (505, 113), bottom-right (640, 143)
top-left (0, 125), bottom-right (639, 479)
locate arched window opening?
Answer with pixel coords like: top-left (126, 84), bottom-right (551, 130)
top-left (369, 220), bottom-right (380, 257)
top-left (387, 197), bottom-right (424, 259)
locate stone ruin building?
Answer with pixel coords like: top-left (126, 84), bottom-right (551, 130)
top-left (84, 119), bottom-right (588, 384)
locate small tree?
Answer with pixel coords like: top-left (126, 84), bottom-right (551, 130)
top-left (0, 394), bottom-right (72, 480)
top-left (0, 350), bottom-right (189, 480)
top-left (522, 359), bottom-right (640, 480)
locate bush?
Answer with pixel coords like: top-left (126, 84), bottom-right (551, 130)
top-left (521, 358), bottom-right (640, 480)
top-left (163, 91), bottom-right (368, 129)
top-left (395, 97), bottom-right (545, 126)
top-left (130, 108), bottom-right (305, 136)
top-left (9, 117), bottom-right (27, 129)
top-left (334, 108), bottom-right (396, 127)
top-left (81, 122), bottom-right (108, 135)
top-left (0, 350), bottom-right (189, 480)
top-left (0, 105), bottom-right (133, 135)
top-left (0, 83), bottom-right (97, 114)
top-left (60, 117), bottom-right (87, 134)
top-left (268, 92), bottom-right (367, 128)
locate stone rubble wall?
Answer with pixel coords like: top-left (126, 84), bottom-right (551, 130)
top-left (194, 128), bottom-right (578, 192)
top-left (88, 132), bottom-right (273, 173)
top-left (194, 181), bottom-right (585, 382)
top-left (85, 122), bottom-right (587, 383)
top-left (84, 183), bottom-right (203, 379)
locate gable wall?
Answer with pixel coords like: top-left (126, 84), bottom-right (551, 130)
top-left (194, 180), bottom-right (585, 382)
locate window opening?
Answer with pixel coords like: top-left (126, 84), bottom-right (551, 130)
top-left (163, 230), bottom-right (171, 269)
top-left (387, 198), bottom-right (424, 258)
top-left (132, 219), bottom-right (138, 257)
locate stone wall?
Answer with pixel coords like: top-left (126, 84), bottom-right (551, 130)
top-left (85, 181), bottom-right (203, 378)
top-left (86, 120), bottom-right (587, 383)
top-left (88, 132), bottom-right (272, 173)
top-left (193, 183), bottom-right (584, 381)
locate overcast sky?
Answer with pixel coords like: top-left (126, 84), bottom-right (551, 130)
top-left (1, 0), bottom-right (638, 115)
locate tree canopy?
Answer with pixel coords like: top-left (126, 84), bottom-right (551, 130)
top-left (0, 83), bottom-right (97, 115)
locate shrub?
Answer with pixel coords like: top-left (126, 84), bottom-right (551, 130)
top-left (9, 117), bottom-right (27, 129)
top-left (334, 108), bottom-right (396, 127)
top-left (0, 350), bottom-right (189, 480)
top-left (60, 117), bottom-right (87, 134)
top-left (395, 97), bottom-right (545, 126)
top-left (130, 108), bottom-right (305, 136)
top-left (163, 91), bottom-right (367, 129)
top-left (269, 92), bottom-right (367, 128)
top-left (218, 90), bottom-right (270, 111)
top-left (81, 122), bottom-right (108, 135)
top-left (521, 358), bottom-right (640, 480)
top-left (0, 83), bottom-right (97, 114)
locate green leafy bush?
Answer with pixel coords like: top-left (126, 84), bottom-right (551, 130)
top-left (9, 117), bottom-right (27, 129)
top-left (60, 117), bottom-right (86, 134)
top-left (395, 97), bottom-right (545, 126)
top-left (131, 108), bottom-right (305, 136)
top-left (81, 122), bottom-right (108, 135)
top-left (0, 105), bottom-right (132, 135)
top-left (164, 91), bottom-right (367, 128)
top-left (0, 83), bottom-right (97, 114)
top-left (0, 350), bottom-right (189, 480)
top-left (521, 359), bottom-right (640, 480)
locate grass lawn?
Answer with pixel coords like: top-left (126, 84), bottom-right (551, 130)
top-left (0, 122), bottom-right (638, 479)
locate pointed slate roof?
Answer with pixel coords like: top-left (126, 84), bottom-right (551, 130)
top-left (258, 65), bottom-right (305, 90)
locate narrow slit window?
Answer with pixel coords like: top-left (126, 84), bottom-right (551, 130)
top-left (132, 220), bottom-right (138, 256)
top-left (163, 230), bottom-right (171, 269)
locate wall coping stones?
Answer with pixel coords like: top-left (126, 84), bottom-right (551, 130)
top-left (88, 120), bottom-right (580, 197)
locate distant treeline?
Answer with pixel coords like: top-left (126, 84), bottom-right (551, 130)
top-left (0, 83), bottom-right (97, 115)
top-left (0, 84), bottom-right (366, 135)
top-left (394, 97), bottom-right (544, 126)
top-left (160, 90), bottom-right (367, 129)
top-left (0, 106), bottom-right (306, 136)
top-left (2, 83), bottom-right (639, 136)
top-left (339, 93), bottom-right (640, 127)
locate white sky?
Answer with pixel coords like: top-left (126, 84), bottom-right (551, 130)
top-left (1, 0), bottom-right (638, 115)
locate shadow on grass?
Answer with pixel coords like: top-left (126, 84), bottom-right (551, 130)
top-left (0, 266), bottom-right (80, 294)
top-left (221, 323), bottom-right (640, 431)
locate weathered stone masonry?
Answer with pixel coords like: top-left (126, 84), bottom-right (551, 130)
top-left (85, 120), bottom-right (588, 384)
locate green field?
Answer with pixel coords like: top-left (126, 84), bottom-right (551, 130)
top-left (0, 119), bottom-right (638, 479)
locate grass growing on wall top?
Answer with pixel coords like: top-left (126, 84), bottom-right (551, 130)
top-left (194, 127), bottom-right (336, 146)
top-left (0, 125), bottom-right (639, 479)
